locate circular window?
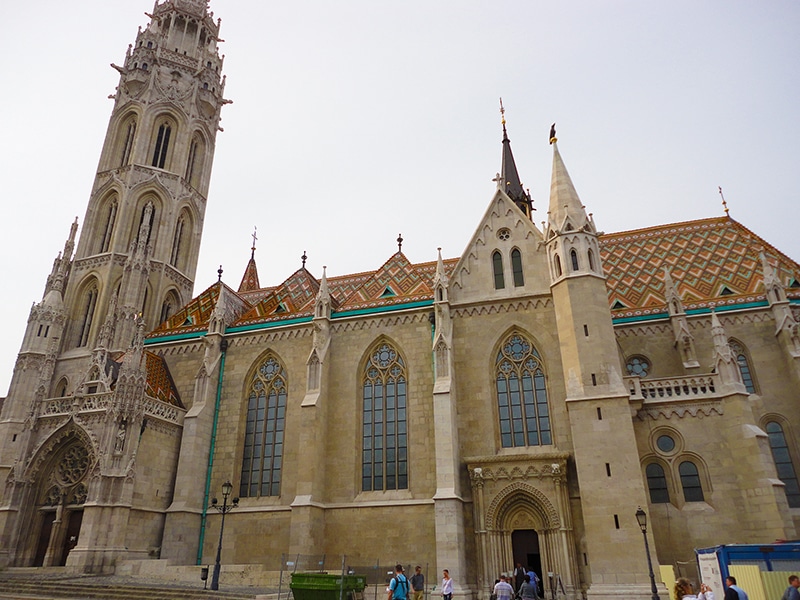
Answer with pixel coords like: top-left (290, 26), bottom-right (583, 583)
top-left (626, 356), bottom-right (650, 378)
top-left (656, 435), bottom-right (675, 453)
top-left (497, 228), bottom-right (511, 241)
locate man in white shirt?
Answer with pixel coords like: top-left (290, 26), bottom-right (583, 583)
top-left (494, 575), bottom-right (515, 600)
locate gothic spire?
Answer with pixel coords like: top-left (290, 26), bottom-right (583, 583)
top-left (238, 229), bottom-right (261, 292)
top-left (499, 99), bottom-right (533, 218)
top-left (548, 139), bottom-right (593, 233)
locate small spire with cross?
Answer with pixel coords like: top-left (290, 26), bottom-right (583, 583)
top-left (718, 186), bottom-right (730, 216)
top-left (301, 250), bottom-right (307, 268)
top-left (397, 233), bottom-right (403, 253)
top-left (250, 226), bottom-right (258, 259)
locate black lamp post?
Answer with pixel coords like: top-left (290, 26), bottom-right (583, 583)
top-left (210, 480), bottom-right (238, 591)
top-left (635, 507), bottom-right (660, 600)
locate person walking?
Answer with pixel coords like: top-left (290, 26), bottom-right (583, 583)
top-left (389, 565), bottom-right (410, 600)
top-left (514, 563), bottom-right (526, 595)
top-left (441, 569), bottom-right (453, 600)
top-left (410, 566), bottom-right (425, 600)
top-left (520, 575), bottom-right (537, 600)
top-left (494, 575), bottom-right (514, 600)
top-left (782, 575), bottom-right (800, 600)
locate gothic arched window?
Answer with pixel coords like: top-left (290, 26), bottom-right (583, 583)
top-left (151, 122), bottom-right (172, 169)
top-left (645, 463), bottom-right (670, 503)
top-left (362, 342), bottom-right (408, 491)
top-left (679, 461), bottom-right (704, 502)
top-left (98, 197), bottom-right (118, 253)
top-left (239, 354), bottom-right (287, 497)
top-left (511, 248), bottom-right (524, 287)
top-left (185, 135), bottom-right (204, 188)
top-left (729, 340), bottom-right (756, 393)
top-left (120, 119), bottom-right (136, 166)
top-left (492, 251), bottom-right (505, 289)
top-left (570, 249), bottom-right (579, 271)
top-left (588, 249), bottom-right (596, 272)
top-left (170, 213), bottom-right (186, 268)
top-left (554, 254), bottom-right (562, 277)
top-left (77, 283), bottom-right (99, 347)
top-left (496, 332), bottom-right (551, 448)
top-left (766, 421), bottom-right (800, 508)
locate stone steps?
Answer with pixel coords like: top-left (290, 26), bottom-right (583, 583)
top-left (0, 576), bottom-right (267, 600)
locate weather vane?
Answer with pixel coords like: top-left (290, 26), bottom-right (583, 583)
top-left (718, 186), bottom-right (730, 216)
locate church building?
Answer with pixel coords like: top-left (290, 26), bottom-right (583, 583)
top-left (1, 2), bottom-right (799, 600)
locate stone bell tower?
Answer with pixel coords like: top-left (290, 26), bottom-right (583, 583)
top-left (0, 0), bottom-right (228, 570)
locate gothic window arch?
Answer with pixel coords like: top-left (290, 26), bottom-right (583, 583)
top-left (169, 209), bottom-right (192, 270)
top-left (678, 460), bottom-right (704, 502)
top-left (239, 353), bottom-right (287, 498)
top-left (588, 248), bottom-right (596, 272)
top-left (119, 116), bottom-right (137, 167)
top-left (362, 341), bottom-right (408, 491)
top-left (159, 290), bottom-right (181, 325)
top-left (184, 133), bottom-right (205, 189)
top-left (729, 340), bottom-right (756, 393)
top-left (97, 195), bottom-right (118, 254)
top-left (511, 248), bottom-right (524, 287)
top-left (554, 254), bottom-right (562, 277)
top-left (495, 331), bottom-right (551, 448)
top-left (765, 421), bottom-right (800, 508)
top-left (492, 251), bottom-right (505, 289)
top-left (645, 462), bottom-right (670, 503)
top-left (570, 248), bottom-right (579, 271)
top-left (54, 378), bottom-right (69, 398)
top-left (151, 118), bottom-right (175, 169)
top-left (76, 280), bottom-right (99, 348)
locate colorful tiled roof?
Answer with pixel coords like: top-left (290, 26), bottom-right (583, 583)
top-left (144, 351), bottom-right (183, 408)
top-left (149, 281), bottom-right (252, 336)
top-left (599, 216), bottom-right (800, 318)
top-left (235, 267), bottom-right (320, 326)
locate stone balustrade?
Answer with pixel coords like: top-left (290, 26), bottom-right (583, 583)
top-left (625, 374), bottom-right (719, 401)
top-left (39, 392), bottom-right (184, 424)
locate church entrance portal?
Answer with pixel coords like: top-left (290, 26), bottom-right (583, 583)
top-left (512, 529), bottom-right (542, 584)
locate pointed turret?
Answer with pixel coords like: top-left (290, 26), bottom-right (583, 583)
top-left (548, 140), bottom-right (594, 233)
top-left (499, 100), bottom-right (533, 217)
top-left (710, 311), bottom-right (746, 392)
top-left (663, 268), bottom-right (699, 368)
top-left (239, 229), bottom-right (261, 292)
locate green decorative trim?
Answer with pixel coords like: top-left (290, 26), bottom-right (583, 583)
top-left (226, 316), bottom-right (313, 334)
top-left (612, 300), bottom-right (773, 325)
top-left (144, 331), bottom-right (206, 344)
top-left (332, 300), bottom-right (433, 319)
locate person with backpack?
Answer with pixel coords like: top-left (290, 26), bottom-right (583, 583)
top-left (782, 575), bottom-right (800, 600)
top-left (389, 564), bottom-right (410, 600)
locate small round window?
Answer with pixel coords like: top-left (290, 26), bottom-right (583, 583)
top-left (626, 356), bottom-right (650, 378)
top-left (656, 435), bottom-right (675, 453)
top-left (497, 228), bottom-right (511, 241)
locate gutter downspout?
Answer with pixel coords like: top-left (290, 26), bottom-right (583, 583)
top-left (196, 337), bottom-right (228, 564)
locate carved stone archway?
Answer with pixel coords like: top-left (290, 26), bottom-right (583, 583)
top-left (467, 454), bottom-right (581, 600)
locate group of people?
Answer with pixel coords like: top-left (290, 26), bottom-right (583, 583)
top-left (676, 574), bottom-right (800, 600)
top-left (387, 565), bottom-right (452, 600)
top-left (490, 563), bottom-right (543, 600)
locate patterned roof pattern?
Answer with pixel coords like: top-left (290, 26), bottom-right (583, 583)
top-left (149, 281), bottom-right (252, 337)
top-left (238, 256), bottom-right (260, 292)
top-left (235, 268), bottom-right (320, 325)
top-left (599, 216), bottom-right (800, 317)
top-left (144, 351), bottom-right (184, 408)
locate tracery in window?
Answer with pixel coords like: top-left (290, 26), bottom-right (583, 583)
top-left (645, 463), bottom-right (670, 503)
top-left (511, 248), bottom-right (524, 287)
top-left (679, 461), bottom-right (704, 502)
top-left (362, 342), bottom-right (407, 491)
top-left (729, 340), bottom-right (756, 393)
top-left (239, 354), bottom-right (287, 497)
top-left (496, 332), bottom-right (551, 448)
top-left (626, 356), bottom-right (650, 378)
top-left (492, 251), bottom-right (505, 289)
top-left (766, 421), bottom-right (800, 508)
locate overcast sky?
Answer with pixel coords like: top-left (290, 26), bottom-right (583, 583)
top-left (1, 1), bottom-right (798, 395)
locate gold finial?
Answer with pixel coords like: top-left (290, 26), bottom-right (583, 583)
top-left (499, 97), bottom-right (506, 127)
top-left (549, 123), bottom-right (557, 145)
top-left (718, 186), bottom-right (730, 216)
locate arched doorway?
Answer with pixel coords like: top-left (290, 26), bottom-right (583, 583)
top-left (468, 461), bottom-right (581, 600)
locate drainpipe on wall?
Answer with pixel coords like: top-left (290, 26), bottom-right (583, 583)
top-left (196, 337), bottom-right (228, 565)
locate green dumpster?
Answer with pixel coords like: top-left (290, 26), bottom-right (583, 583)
top-left (290, 572), bottom-right (366, 600)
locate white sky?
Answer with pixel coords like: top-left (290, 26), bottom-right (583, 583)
top-left (1, 1), bottom-right (799, 395)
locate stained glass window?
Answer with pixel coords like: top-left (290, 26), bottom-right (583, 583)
top-left (646, 463), bottom-right (670, 503)
top-left (362, 343), bottom-right (408, 491)
top-left (679, 461), bottom-right (704, 502)
top-left (496, 332), bottom-right (551, 448)
top-left (240, 354), bottom-right (287, 497)
top-left (766, 422), bottom-right (800, 508)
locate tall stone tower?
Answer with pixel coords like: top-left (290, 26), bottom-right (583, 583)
top-left (0, 0), bottom-right (227, 570)
top-left (545, 135), bottom-right (657, 600)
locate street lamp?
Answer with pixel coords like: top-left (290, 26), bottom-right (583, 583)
top-left (635, 507), bottom-right (660, 600)
top-left (210, 480), bottom-right (239, 591)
